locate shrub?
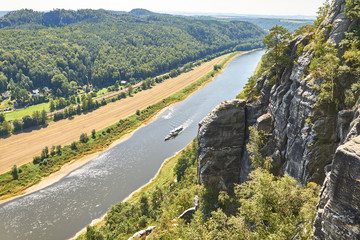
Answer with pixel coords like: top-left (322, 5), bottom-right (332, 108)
top-left (80, 133), bottom-right (89, 143)
top-left (33, 156), bottom-right (42, 164)
top-left (50, 145), bottom-right (56, 156)
top-left (56, 145), bottom-right (62, 154)
top-left (11, 165), bottom-right (18, 180)
top-left (91, 129), bottom-right (96, 138)
top-left (70, 141), bottom-right (77, 150)
top-left (41, 146), bottom-right (49, 159)
top-left (13, 119), bottom-right (23, 132)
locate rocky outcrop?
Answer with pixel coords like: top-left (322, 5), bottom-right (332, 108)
top-left (320, 0), bottom-right (355, 45)
top-left (196, 0), bottom-right (360, 238)
top-left (178, 196), bottom-right (200, 223)
top-left (314, 136), bottom-right (360, 240)
top-left (197, 99), bottom-right (247, 192)
top-left (128, 226), bottom-right (156, 240)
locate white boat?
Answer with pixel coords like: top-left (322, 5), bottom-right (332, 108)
top-left (164, 126), bottom-right (183, 141)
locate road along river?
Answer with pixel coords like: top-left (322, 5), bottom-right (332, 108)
top-left (0, 50), bottom-right (264, 240)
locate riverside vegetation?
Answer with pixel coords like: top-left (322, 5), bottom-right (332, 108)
top-left (0, 52), bottom-right (237, 200)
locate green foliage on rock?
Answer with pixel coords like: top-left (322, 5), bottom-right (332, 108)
top-left (263, 25), bottom-right (291, 83)
top-left (174, 142), bottom-right (197, 182)
top-left (247, 127), bottom-right (272, 169)
top-left (345, 0), bottom-right (360, 20)
top-left (309, 34), bottom-right (340, 106)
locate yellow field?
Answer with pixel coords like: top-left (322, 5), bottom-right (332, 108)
top-left (0, 54), bottom-right (229, 174)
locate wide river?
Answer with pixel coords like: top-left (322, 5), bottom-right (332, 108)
top-left (0, 50), bottom-right (264, 240)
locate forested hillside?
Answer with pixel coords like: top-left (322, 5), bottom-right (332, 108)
top-left (0, 9), bottom-right (266, 102)
top-left (197, 15), bottom-right (313, 32)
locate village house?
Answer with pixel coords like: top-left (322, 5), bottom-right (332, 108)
top-left (32, 89), bottom-right (40, 97)
top-left (1, 92), bottom-right (11, 99)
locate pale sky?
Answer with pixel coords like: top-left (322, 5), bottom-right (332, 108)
top-left (1, 0), bottom-right (325, 16)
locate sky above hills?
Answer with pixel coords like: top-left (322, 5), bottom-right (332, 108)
top-left (2, 0), bottom-right (325, 16)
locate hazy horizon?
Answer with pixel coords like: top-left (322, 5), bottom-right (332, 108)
top-left (1, 0), bottom-right (325, 17)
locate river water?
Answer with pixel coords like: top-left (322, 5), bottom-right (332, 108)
top-left (0, 50), bottom-right (264, 240)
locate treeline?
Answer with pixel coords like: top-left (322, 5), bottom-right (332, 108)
top-left (0, 110), bottom-right (47, 134)
top-left (197, 15), bottom-right (314, 33)
top-left (0, 9), bottom-right (266, 105)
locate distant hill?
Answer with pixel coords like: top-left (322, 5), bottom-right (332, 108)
top-left (196, 15), bottom-right (313, 32)
top-left (0, 8), bottom-right (169, 29)
top-left (0, 8), bottom-right (266, 99)
top-left (128, 8), bottom-right (156, 16)
top-left (0, 11), bottom-right (8, 17)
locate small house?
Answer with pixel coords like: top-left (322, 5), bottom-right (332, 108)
top-left (1, 92), bottom-right (11, 99)
top-left (32, 89), bottom-right (40, 97)
top-left (121, 81), bottom-right (127, 85)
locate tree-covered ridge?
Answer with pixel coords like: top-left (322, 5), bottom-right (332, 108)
top-left (197, 15), bottom-right (314, 33)
top-left (0, 9), bottom-right (266, 101)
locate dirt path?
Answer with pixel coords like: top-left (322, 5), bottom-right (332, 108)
top-left (0, 54), bottom-right (229, 174)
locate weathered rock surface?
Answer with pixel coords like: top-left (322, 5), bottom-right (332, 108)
top-left (196, 1), bottom-right (360, 238)
top-left (197, 99), bottom-right (246, 191)
top-left (320, 0), bottom-right (351, 45)
top-left (178, 196), bottom-right (200, 223)
top-left (314, 136), bottom-right (360, 240)
top-left (128, 226), bottom-right (156, 240)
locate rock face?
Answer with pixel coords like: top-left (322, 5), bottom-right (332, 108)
top-left (197, 99), bottom-right (247, 191)
top-left (314, 136), bottom-right (360, 240)
top-left (196, 0), bottom-right (360, 238)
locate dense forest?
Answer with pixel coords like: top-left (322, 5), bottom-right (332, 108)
top-left (0, 9), bottom-right (266, 104)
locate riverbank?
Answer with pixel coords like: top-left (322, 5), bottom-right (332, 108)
top-left (0, 50), bottom-right (246, 203)
top-left (0, 105), bottom-right (172, 206)
top-left (0, 52), bottom-right (235, 175)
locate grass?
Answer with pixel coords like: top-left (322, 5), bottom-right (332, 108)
top-left (4, 102), bottom-right (49, 121)
top-left (0, 51), bottom-right (239, 200)
top-left (95, 88), bottom-right (110, 98)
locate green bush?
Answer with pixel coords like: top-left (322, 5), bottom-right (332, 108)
top-left (70, 141), bottom-right (77, 150)
top-left (80, 133), bottom-right (89, 143)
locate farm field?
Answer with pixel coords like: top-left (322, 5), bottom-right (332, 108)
top-left (0, 54), bottom-right (229, 174)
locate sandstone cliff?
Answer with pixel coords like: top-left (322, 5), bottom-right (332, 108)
top-left (197, 0), bottom-right (360, 238)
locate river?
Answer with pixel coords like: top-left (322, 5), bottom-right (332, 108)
top-left (0, 50), bottom-right (265, 240)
